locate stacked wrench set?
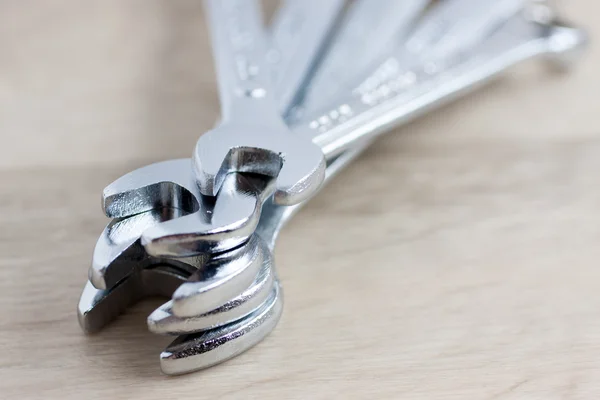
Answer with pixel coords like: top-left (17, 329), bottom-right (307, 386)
top-left (77, 0), bottom-right (586, 375)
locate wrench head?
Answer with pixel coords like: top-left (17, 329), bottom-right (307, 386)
top-left (78, 266), bottom-right (188, 334)
top-left (169, 235), bottom-right (269, 317)
top-left (193, 123), bottom-right (326, 205)
top-left (148, 247), bottom-right (275, 334)
top-left (81, 207), bottom-right (282, 375)
top-left (89, 208), bottom-right (202, 290)
top-left (100, 158), bottom-right (270, 258)
top-left (160, 281), bottom-right (283, 375)
top-left (102, 159), bottom-right (199, 219)
top-left (142, 173), bottom-right (275, 258)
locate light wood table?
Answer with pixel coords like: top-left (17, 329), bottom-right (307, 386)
top-left (1, 1), bottom-right (600, 399)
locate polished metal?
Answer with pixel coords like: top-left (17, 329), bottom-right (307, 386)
top-left (146, 8), bottom-right (587, 375)
top-left (193, 0), bottom-right (326, 204)
top-left (79, 0), bottom-right (351, 341)
top-left (160, 282), bottom-right (282, 375)
top-left (298, 0), bottom-right (430, 116)
top-left (115, 0), bottom-right (586, 262)
top-left (78, 0), bottom-right (587, 375)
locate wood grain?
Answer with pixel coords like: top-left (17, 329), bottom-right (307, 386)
top-left (1, 1), bottom-right (600, 399)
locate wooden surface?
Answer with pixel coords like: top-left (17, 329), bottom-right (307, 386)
top-left (1, 1), bottom-right (600, 399)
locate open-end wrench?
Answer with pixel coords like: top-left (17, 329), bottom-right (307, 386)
top-left (148, 9), bottom-right (587, 375)
top-left (193, 0), bottom-right (326, 204)
top-left (93, 0), bottom-right (587, 320)
top-left (79, 2), bottom-right (586, 374)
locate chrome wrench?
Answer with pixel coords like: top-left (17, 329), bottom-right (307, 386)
top-left (78, 2), bottom-right (581, 372)
top-left (94, 0), bottom-right (586, 319)
top-left (80, 0), bottom-right (341, 328)
top-left (79, 0), bottom-right (440, 356)
top-left (153, 10), bottom-right (585, 374)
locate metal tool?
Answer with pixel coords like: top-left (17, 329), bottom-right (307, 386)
top-left (151, 4), bottom-right (588, 375)
top-left (108, 0), bottom-right (564, 263)
top-left (79, 0), bottom-right (429, 363)
top-left (78, 0), bottom-right (587, 375)
top-left (157, 149), bottom-right (365, 375)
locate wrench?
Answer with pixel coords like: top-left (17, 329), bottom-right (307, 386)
top-left (151, 10), bottom-right (587, 375)
top-left (78, 2), bottom-right (586, 374)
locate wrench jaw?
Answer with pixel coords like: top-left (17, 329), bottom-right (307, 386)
top-left (80, 207), bottom-right (206, 333)
top-left (99, 157), bottom-right (271, 258)
top-left (141, 173), bottom-right (275, 258)
top-left (78, 267), bottom-right (189, 334)
top-left (193, 124), bottom-right (327, 206)
top-left (81, 203), bottom-right (280, 355)
top-left (147, 248), bottom-right (275, 335)
top-left (145, 232), bottom-right (281, 374)
top-left (273, 139), bottom-right (327, 206)
top-left (102, 159), bottom-right (200, 219)
top-left (520, 1), bottom-right (589, 70)
top-left (169, 235), bottom-right (268, 317)
top-left (159, 282), bottom-right (283, 376)
top-left (89, 208), bottom-right (203, 290)
top-left (76, 0), bottom-right (589, 376)
top-left (79, 206), bottom-right (283, 376)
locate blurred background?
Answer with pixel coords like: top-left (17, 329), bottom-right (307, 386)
top-left (1, 1), bottom-right (600, 399)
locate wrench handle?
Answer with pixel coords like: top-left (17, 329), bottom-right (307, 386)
top-left (203, 0), bottom-right (278, 124)
top-left (269, 0), bottom-right (344, 115)
top-left (299, 15), bottom-right (586, 158)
